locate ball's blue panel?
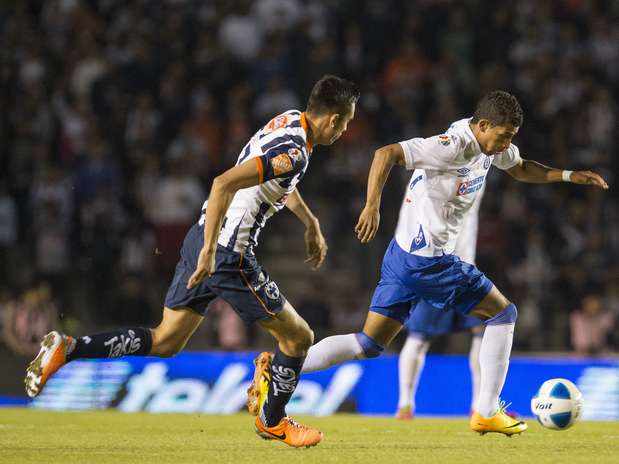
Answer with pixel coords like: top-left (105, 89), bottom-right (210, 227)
top-left (550, 411), bottom-right (572, 428)
top-left (549, 382), bottom-right (571, 399)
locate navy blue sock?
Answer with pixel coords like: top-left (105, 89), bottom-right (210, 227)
top-left (67, 328), bottom-right (153, 361)
top-left (261, 348), bottom-right (305, 427)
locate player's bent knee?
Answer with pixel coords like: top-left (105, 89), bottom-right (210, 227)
top-left (293, 318), bottom-right (314, 349)
top-left (485, 303), bottom-right (518, 326)
top-left (294, 326), bottom-right (315, 351)
top-left (278, 326), bottom-right (314, 355)
top-left (355, 332), bottom-right (384, 358)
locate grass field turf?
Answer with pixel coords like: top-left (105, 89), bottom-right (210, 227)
top-left (1, 409), bottom-right (618, 464)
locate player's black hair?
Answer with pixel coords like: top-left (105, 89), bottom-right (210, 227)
top-left (471, 90), bottom-right (523, 127)
top-left (306, 75), bottom-right (360, 115)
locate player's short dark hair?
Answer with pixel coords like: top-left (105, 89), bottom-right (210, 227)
top-left (306, 75), bottom-right (360, 115)
top-left (471, 90), bottom-right (523, 127)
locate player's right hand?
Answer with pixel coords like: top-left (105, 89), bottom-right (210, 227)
top-left (187, 247), bottom-right (216, 289)
top-left (355, 205), bottom-right (380, 243)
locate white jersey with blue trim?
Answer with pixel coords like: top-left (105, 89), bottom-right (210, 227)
top-left (395, 118), bottom-right (521, 257)
top-left (199, 110), bottom-right (312, 254)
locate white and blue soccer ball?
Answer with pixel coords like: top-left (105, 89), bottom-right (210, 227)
top-left (531, 378), bottom-right (584, 430)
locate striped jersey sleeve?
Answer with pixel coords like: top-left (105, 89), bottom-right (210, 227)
top-left (255, 145), bottom-right (308, 182)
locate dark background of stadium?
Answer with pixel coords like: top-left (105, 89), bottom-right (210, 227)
top-left (0, 0), bottom-right (617, 377)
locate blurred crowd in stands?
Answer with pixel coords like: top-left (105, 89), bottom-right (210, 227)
top-left (1, 0), bottom-right (617, 355)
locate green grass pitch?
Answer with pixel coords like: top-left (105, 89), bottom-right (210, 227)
top-left (1, 409), bottom-right (618, 464)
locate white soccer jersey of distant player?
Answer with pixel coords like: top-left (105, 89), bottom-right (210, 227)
top-left (395, 118), bottom-right (521, 257)
top-left (199, 110), bottom-right (312, 254)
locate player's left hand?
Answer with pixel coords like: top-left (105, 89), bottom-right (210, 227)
top-left (570, 171), bottom-right (609, 190)
top-left (304, 222), bottom-right (327, 270)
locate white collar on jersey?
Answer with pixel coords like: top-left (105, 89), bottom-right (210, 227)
top-left (462, 117), bottom-right (483, 155)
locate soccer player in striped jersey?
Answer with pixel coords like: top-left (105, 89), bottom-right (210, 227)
top-left (300, 91), bottom-right (608, 436)
top-left (25, 75), bottom-right (360, 448)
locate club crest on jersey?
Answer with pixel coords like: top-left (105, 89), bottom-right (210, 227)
top-left (483, 156), bottom-right (491, 169)
top-left (438, 135), bottom-right (450, 146)
top-left (410, 225), bottom-right (427, 252)
top-left (456, 175), bottom-right (485, 196)
top-left (457, 167), bottom-right (470, 177)
top-left (287, 147), bottom-right (302, 162)
top-left (264, 281), bottom-right (280, 301)
top-left (271, 153), bottom-right (293, 176)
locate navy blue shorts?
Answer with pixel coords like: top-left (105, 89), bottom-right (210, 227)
top-left (404, 299), bottom-right (483, 338)
top-left (369, 239), bottom-right (493, 324)
top-left (164, 223), bottom-right (286, 324)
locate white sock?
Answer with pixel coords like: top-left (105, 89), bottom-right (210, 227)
top-left (476, 323), bottom-right (514, 417)
top-left (397, 336), bottom-right (430, 411)
top-left (468, 335), bottom-right (482, 412)
top-left (301, 334), bottom-right (364, 373)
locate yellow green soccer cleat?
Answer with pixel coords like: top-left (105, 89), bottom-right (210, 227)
top-left (246, 351), bottom-right (273, 416)
top-left (470, 401), bottom-right (528, 437)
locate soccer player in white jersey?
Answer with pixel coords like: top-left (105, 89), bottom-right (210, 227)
top-left (299, 91), bottom-right (608, 436)
top-left (24, 75), bottom-right (360, 448)
top-left (396, 186), bottom-right (484, 420)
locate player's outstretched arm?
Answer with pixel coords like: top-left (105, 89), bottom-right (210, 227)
top-left (286, 189), bottom-right (327, 270)
top-left (187, 159), bottom-right (262, 289)
top-left (356, 143), bottom-right (406, 243)
top-left (506, 159), bottom-right (609, 189)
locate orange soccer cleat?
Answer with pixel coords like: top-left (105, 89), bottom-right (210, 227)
top-left (24, 331), bottom-right (74, 398)
top-left (255, 415), bottom-right (323, 448)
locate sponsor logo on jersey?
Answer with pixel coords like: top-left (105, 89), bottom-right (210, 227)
top-left (271, 153), bottom-right (293, 176)
top-left (264, 114), bottom-right (290, 134)
top-left (456, 175), bottom-right (485, 196)
top-left (287, 147), bottom-right (302, 162)
top-left (483, 156), bottom-right (491, 169)
top-left (438, 134), bottom-right (450, 146)
top-left (457, 167), bottom-right (471, 177)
